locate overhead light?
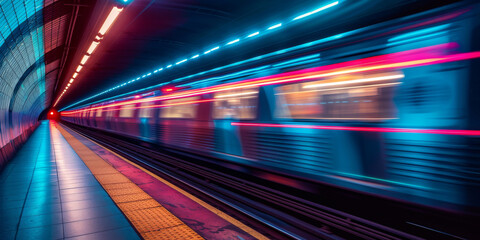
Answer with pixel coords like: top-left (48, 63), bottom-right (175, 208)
top-left (176, 59), bottom-right (187, 65)
top-left (67, 83), bottom-right (71, 87)
top-left (267, 23), bottom-right (282, 30)
top-left (69, 79), bottom-right (74, 83)
top-left (293, 1), bottom-right (339, 21)
top-left (58, 1), bottom-right (343, 110)
top-left (204, 46), bottom-right (219, 54)
top-left (80, 55), bottom-right (89, 65)
top-left (87, 41), bottom-right (100, 55)
top-left (247, 32), bottom-right (259, 38)
top-left (99, 6), bottom-right (123, 35)
top-left (76, 65), bottom-right (83, 72)
top-left (227, 39), bottom-right (240, 45)
top-left (73, 72), bottom-right (78, 78)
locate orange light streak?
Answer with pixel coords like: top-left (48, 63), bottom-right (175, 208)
top-left (61, 44), bottom-right (480, 115)
top-left (61, 99), bottom-right (214, 115)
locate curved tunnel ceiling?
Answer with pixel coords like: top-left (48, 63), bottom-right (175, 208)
top-left (0, 0), bottom-right (96, 148)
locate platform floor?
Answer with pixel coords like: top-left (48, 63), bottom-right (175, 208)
top-left (0, 121), bottom-right (267, 240)
top-left (0, 121), bottom-right (140, 240)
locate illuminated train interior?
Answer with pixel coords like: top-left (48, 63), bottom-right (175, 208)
top-left (1, 0), bottom-right (479, 239)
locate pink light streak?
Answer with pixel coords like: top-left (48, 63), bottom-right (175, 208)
top-left (61, 43), bottom-right (480, 116)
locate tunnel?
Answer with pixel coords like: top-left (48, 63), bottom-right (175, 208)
top-left (0, 0), bottom-right (479, 239)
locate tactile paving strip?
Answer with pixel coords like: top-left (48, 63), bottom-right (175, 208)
top-left (143, 225), bottom-right (204, 240)
top-left (56, 124), bottom-right (204, 240)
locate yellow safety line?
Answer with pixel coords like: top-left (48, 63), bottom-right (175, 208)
top-left (55, 124), bottom-right (204, 240)
top-left (63, 124), bottom-right (269, 240)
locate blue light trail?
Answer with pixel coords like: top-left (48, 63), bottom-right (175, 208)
top-left (61, 0), bottom-right (342, 111)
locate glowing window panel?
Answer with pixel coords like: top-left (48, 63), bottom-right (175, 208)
top-left (120, 104), bottom-right (135, 117)
top-left (160, 97), bottom-right (200, 119)
top-left (213, 88), bottom-right (259, 120)
top-left (139, 102), bottom-right (153, 118)
top-left (275, 72), bottom-right (402, 120)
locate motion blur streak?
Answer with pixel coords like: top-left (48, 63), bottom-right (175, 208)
top-left (61, 43), bottom-right (480, 115)
top-left (302, 74), bottom-right (405, 89)
top-left (61, 99), bottom-right (215, 115)
top-left (60, 3), bottom-right (480, 238)
top-left (231, 123), bottom-right (480, 136)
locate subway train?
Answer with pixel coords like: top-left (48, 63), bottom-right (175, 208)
top-left (61, 2), bottom-right (480, 215)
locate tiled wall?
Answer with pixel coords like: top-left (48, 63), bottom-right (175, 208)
top-left (0, 0), bottom-right (47, 167)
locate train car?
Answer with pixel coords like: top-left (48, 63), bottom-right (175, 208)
top-left (61, 2), bottom-right (480, 215)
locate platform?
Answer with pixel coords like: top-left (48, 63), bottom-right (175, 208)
top-left (0, 120), bottom-right (267, 240)
top-left (0, 121), bottom-right (140, 239)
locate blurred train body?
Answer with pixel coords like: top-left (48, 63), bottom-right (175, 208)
top-left (62, 3), bottom-right (480, 214)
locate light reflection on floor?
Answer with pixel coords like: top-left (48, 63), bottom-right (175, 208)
top-left (0, 120), bottom-right (139, 239)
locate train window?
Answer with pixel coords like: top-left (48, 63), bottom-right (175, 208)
top-left (106, 107), bottom-right (115, 119)
top-left (213, 88), bottom-right (259, 119)
top-left (120, 104), bottom-right (135, 118)
top-left (96, 108), bottom-right (103, 117)
top-left (89, 109), bottom-right (95, 118)
top-left (139, 102), bottom-right (153, 118)
top-left (160, 97), bottom-right (199, 118)
top-left (275, 72), bottom-right (402, 121)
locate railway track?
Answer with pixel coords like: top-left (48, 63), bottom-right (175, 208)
top-left (64, 122), bottom-right (450, 240)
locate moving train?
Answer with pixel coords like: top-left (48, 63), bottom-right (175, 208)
top-left (61, 2), bottom-right (480, 216)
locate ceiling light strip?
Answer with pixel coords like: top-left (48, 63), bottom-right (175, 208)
top-left (54, 6), bottom-right (124, 107)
